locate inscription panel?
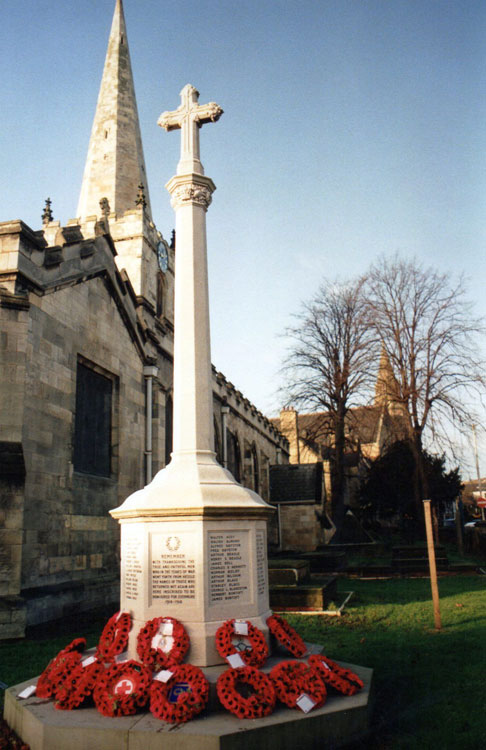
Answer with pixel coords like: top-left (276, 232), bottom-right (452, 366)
top-left (208, 531), bottom-right (250, 605)
top-left (256, 530), bottom-right (267, 597)
top-left (150, 533), bottom-right (196, 606)
top-left (123, 532), bottom-right (143, 603)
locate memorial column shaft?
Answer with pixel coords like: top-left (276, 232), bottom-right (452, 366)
top-left (171, 195), bottom-right (214, 455)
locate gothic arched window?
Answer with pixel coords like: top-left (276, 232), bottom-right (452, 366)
top-left (213, 417), bottom-right (223, 465)
top-left (252, 444), bottom-right (259, 493)
top-left (226, 429), bottom-right (241, 482)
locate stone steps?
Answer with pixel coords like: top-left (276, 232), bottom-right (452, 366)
top-left (268, 557), bottom-right (339, 611)
top-left (269, 575), bottom-right (338, 611)
top-left (391, 544), bottom-right (449, 572)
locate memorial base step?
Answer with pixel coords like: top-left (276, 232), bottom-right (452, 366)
top-left (4, 647), bottom-right (373, 750)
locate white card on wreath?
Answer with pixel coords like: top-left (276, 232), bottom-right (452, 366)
top-left (154, 670), bottom-right (174, 683)
top-left (227, 652), bottom-right (246, 668)
top-left (234, 620), bottom-right (249, 636)
top-left (296, 693), bottom-right (316, 713)
top-left (160, 621), bottom-right (173, 636)
top-left (81, 655), bottom-right (97, 667)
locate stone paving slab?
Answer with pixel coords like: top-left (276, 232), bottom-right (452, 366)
top-left (4, 657), bottom-right (373, 750)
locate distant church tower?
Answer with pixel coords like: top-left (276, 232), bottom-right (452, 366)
top-left (76, 0), bottom-right (171, 317)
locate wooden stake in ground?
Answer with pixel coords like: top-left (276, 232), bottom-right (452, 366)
top-left (423, 499), bottom-right (442, 630)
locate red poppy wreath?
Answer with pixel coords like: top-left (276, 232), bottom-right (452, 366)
top-left (150, 663), bottom-right (209, 724)
top-left (93, 660), bottom-right (152, 717)
top-left (136, 616), bottom-right (189, 670)
top-left (52, 656), bottom-right (104, 711)
top-left (95, 611), bottom-right (131, 663)
top-left (266, 614), bottom-right (307, 657)
top-left (216, 667), bottom-right (276, 719)
top-left (215, 619), bottom-right (268, 668)
top-left (270, 660), bottom-right (327, 711)
top-left (36, 637), bottom-right (87, 699)
top-left (308, 654), bottom-right (364, 696)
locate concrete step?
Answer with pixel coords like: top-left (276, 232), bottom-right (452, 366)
top-left (269, 575), bottom-right (338, 611)
top-left (392, 545), bottom-right (446, 559)
top-left (392, 559), bottom-right (449, 572)
top-left (268, 559), bottom-right (310, 586)
top-left (297, 551), bottom-right (348, 573)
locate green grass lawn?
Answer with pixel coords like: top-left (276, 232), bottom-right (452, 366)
top-left (1, 576), bottom-right (485, 749)
top-left (288, 576), bottom-right (486, 749)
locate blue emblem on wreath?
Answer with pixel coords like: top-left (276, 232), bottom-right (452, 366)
top-left (168, 682), bottom-right (190, 703)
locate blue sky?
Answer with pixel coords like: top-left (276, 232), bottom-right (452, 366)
top-left (2, 0), bottom-right (486, 468)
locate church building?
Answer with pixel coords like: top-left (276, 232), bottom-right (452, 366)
top-left (0, 0), bottom-right (288, 639)
top-left (270, 348), bottom-right (409, 550)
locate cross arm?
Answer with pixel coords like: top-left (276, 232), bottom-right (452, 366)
top-left (158, 109), bottom-right (182, 132)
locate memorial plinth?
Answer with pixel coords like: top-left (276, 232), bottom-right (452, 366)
top-left (110, 85), bottom-right (274, 665)
top-left (5, 656), bottom-right (374, 750)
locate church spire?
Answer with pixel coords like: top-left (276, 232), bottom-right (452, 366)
top-left (77, 0), bottom-right (152, 221)
top-left (374, 344), bottom-right (403, 414)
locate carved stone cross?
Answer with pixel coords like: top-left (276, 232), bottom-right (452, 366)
top-left (158, 84), bottom-right (223, 175)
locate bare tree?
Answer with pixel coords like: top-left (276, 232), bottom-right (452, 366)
top-left (366, 254), bottom-right (486, 521)
top-left (281, 277), bottom-right (379, 533)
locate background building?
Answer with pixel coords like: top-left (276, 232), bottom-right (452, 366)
top-left (270, 351), bottom-right (409, 550)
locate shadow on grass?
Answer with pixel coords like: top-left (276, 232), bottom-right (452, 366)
top-left (348, 574), bottom-right (486, 606)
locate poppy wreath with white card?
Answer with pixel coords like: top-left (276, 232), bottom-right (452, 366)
top-left (149, 663), bottom-right (209, 723)
top-left (308, 654), bottom-right (364, 695)
top-left (270, 660), bottom-right (327, 711)
top-left (36, 637), bottom-right (87, 699)
top-left (136, 616), bottom-right (189, 670)
top-left (266, 614), bottom-right (307, 657)
top-left (215, 619), bottom-right (268, 668)
top-left (93, 660), bottom-right (152, 717)
top-left (216, 666), bottom-right (276, 719)
top-left (95, 611), bottom-right (131, 663)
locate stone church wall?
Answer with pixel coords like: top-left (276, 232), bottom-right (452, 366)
top-left (2, 277), bottom-right (148, 629)
top-left (0, 294), bottom-right (29, 636)
top-left (0, 262), bottom-right (288, 637)
top-left (277, 504), bottom-right (321, 551)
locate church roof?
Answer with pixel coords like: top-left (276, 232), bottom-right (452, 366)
top-left (272, 404), bottom-right (409, 450)
top-left (301, 407), bottom-right (383, 445)
top-left (77, 0), bottom-right (152, 221)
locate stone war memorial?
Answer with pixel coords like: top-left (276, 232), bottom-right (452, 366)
top-left (112, 83), bottom-right (273, 665)
top-left (4, 3), bottom-right (372, 748)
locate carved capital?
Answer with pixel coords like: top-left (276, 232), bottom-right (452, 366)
top-left (166, 174), bottom-right (216, 212)
top-left (169, 184), bottom-right (212, 210)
